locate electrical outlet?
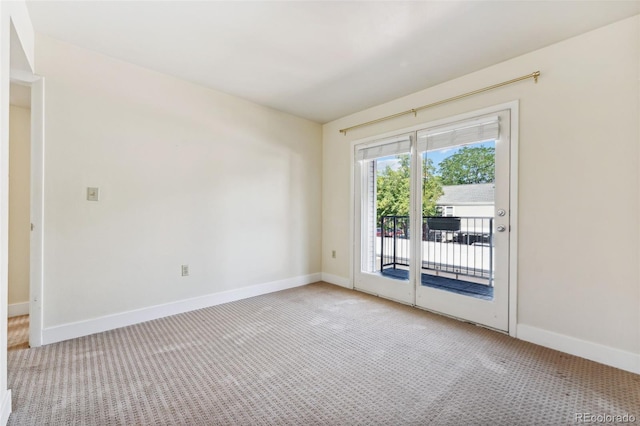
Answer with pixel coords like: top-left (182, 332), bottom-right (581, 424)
top-left (331, 250), bottom-right (336, 259)
top-left (181, 265), bottom-right (189, 276)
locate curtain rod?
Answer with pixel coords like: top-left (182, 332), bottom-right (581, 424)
top-left (339, 71), bottom-right (540, 135)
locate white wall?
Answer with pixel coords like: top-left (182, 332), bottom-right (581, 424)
top-left (35, 35), bottom-right (322, 334)
top-left (323, 16), bottom-right (640, 371)
top-left (8, 104), bottom-right (30, 310)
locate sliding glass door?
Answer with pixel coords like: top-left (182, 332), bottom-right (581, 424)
top-left (354, 108), bottom-right (512, 331)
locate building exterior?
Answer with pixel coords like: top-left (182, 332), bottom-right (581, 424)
top-left (437, 183), bottom-right (494, 218)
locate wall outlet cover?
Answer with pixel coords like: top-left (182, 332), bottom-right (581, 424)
top-left (87, 187), bottom-right (99, 201)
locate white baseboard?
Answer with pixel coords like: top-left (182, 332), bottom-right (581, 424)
top-left (8, 302), bottom-right (29, 318)
top-left (42, 273), bottom-right (321, 345)
top-left (0, 390), bottom-right (12, 426)
top-left (517, 324), bottom-right (640, 375)
top-left (321, 273), bottom-right (351, 289)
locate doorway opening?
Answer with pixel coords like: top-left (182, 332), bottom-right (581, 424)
top-left (8, 82), bottom-right (31, 351)
top-left (7, 19), bottom-right (44, 349)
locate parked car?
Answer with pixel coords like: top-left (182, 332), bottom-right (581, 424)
top-left (377, 228), bottom-right (405, 238)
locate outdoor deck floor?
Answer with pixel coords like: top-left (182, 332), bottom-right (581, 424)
top-left (381, 268), bottom-right (493, 300)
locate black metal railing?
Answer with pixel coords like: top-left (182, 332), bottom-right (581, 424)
top-left (380, 215), bottom-right (494, 284)
top-left (380, 215), bottom-right (410, 270)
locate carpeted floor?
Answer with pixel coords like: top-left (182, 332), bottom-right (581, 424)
top-left (7, 282), bottom-right (640, 425)
top-left (8, 315), bottom-right (29, 352)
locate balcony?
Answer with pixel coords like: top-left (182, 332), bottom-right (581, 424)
top-left (378, 216), bottom-right (494, 300)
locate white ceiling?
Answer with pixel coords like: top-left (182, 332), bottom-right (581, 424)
top-left (26, 1), bottom-right (640, 123)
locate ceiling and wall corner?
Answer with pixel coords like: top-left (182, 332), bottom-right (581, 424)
top-left (25, 1), bottom-right (640, 123)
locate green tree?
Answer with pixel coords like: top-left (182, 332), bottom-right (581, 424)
top-left (422, 156), bottom-right (443, 217)
top-left (376, 155), bottom-right (443, 227)
top-left (376, 156), bottom-right (410, 223)
top-left (437, 146), bottom-right (495, 185)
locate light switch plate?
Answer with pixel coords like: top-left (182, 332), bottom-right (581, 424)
top-left (87, 187), bottom-right (99, 201)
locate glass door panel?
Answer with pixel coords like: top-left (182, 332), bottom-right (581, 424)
top-left (354, 134), bottom-right (414, 304)
top-left (415, 112), bottom-right (510, 331)
top-left (420, 141), bottom-right (496, 298)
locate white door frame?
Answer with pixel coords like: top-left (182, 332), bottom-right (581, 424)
top-left (350, 101), bottom-right (519, 336)
top-left (9, 71), bottom-right (44, 347)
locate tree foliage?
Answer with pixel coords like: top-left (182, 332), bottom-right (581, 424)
top-left (437, 146), bottom-right (495, 185)
top-left (376, 155), bottom-right (443, 226)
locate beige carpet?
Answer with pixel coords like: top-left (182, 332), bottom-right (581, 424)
top-left (8, 315), bottom-right (29, 352)
top-left (7, 282), bottom-right (640, 425)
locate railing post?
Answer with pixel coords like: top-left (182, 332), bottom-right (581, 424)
top-left (393, 216), bottom-right (397, 269)
top-left (489, 217), bottom-right (494, 287)
top-left (380, 217), bottom-right (384, 272)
